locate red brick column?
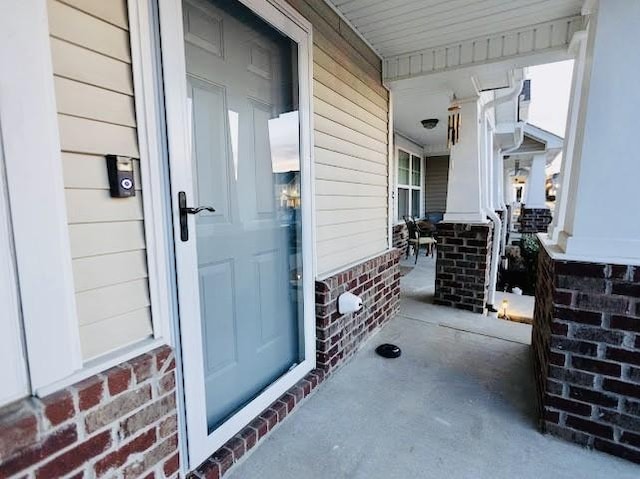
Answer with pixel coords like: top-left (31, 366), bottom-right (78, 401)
top-left (434, 223), bottom-right (493, 314)
top-left (392, 224), bottom-right (408, 256)
top-left (533, 244), bottom-right (640, 463)
top-left (0, 346), bottom-right (179, 478)
top-left (519, 207), bottom-right (552, 233)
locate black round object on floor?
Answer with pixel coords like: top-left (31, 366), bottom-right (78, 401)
top-left (376, 343), bottom-right (401, 358)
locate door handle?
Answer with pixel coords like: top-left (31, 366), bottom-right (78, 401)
top-left (183, 206), bottom-right (216, 215)
top-left (179, 191), bottom-right (215, 242)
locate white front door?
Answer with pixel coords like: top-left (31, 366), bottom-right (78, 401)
top-left (158, 0), bottom-right (314, 468)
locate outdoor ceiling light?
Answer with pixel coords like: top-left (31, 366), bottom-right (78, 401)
top-left (421, 118), bottom-right (439, 130)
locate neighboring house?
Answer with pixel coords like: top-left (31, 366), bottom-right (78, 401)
top-left (0, 1), bottom-right (639, 478)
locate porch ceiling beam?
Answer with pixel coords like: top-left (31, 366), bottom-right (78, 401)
top-left (383, 15), bottom-right (585, 83)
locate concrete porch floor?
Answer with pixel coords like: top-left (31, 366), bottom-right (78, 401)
top-left (227, 255), bottom-right (639, 479)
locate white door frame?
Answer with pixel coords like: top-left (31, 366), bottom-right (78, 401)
top-left (158, 0), bottom-right (315, 469)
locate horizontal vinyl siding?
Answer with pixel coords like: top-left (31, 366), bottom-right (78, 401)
top-left (48, 0), bottom-right (153, 360)
top-left (424, 156), bottom-right (450, 214)
top-left (287, 0), bottom-right (389, 276)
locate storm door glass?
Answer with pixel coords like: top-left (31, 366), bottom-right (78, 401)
top-left (183, 0), bottom-right (304, 431)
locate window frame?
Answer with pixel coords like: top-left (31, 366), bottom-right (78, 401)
top-left (395, 146), bottom-right (424, 223)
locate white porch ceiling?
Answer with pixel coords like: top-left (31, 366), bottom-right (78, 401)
top-left (327, 0), bottom-right (584, 58)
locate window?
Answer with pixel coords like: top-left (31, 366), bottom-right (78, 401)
top-left (396, 149), bottom-right (423, 220)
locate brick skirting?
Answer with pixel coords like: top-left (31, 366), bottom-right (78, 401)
top-left (0, 346), bottom-right (179, 478)
top-left (434, 223), bottom-right (493, 314)
top-left (519, 207), bottom-right (552, 233)
top-left (533, 244), bottom-right (640, 463)
top-left (315, 249), bottom-right (401, 374)
top-left (191, 249), bottom-right (401, 478)
top-left (392, 224), bottom-right (408, 255)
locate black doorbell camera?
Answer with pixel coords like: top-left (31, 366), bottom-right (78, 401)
top-left (106, 155), bottom-right (135, 198)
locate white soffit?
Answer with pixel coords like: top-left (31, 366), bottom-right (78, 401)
top-left (328, 0), bottom-right (584, 57)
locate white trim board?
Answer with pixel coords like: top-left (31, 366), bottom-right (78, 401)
top-left (0, 121), bottom-right (29, 406)
top-left (383, 16), bottom-right (585, 83)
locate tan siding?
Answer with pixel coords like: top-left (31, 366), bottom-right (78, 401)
top-left (79, 308), bottom-right (153, 360)
top-left (68, 222), bottom-right (146, 259)
top-left (76, 279), bottom-right (150, 325)
top-left (314, 131), bottom-right (386, 165)
top-left (314, 82), bottom-right (387, 132)
top-left (65, 189), bottom-right (144, 224)
top-left (314, 149), bottom-right (386, 176)
top-left (48, 0), bottom-right (131, 62)
top-left (285, 0), bottom-right (389, 276)
top-left (72, 250), bottom-right (148, 293)
top-left (57, 0), bottom-right (129, 30)
top-left (314, 115), bottom-right (386, 154)
top-left (50, 38), bottom-right (133, 95)
top-left (54, 77), bottom-right (136, 127)
top-left (316, 179), bottom-right (386, 198)
top-left (62, 153), bottom-right (142, 190)
top-left (58, 115), bottom-right (139, 157)
top-left (425, 156), bottom-right (450, 213)
top-left (48, 0), bottom-right (152, 360)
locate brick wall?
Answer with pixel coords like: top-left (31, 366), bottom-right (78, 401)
top-left (392, 224), bottom-right (407, 256)
top-left (533, 245), bottom-right (640, 464)
top-left (0, 346), bottom-right (179, 478)
top-left (315, 249), bottom-right (401, 374)
top-left (519, 207), bottom-right (552, 233)
top-left (434, 223), bottom-right (493, 314)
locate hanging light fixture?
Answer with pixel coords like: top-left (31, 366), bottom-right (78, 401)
top-left (447, 103), bottom-right (461, 148)
top-left (421, 118), bottom-right (439, 130)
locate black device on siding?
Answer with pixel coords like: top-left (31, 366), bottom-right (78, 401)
top-left (106, 155), bottom-right (135, 198)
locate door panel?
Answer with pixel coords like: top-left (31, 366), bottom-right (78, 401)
top-left (188, 79), bottom-right (230, 222)
top-left (200, 260), bottom-right (237, 374)
top-left (183, 0), bottom-right (303, 432)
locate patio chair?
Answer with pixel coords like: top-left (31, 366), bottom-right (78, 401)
top-left (404, 217), bottom-right (437, 264)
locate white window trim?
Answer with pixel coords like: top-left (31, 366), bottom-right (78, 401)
top-left (0, 0), bottom-right (82, 392)
top-left (394, 146), bottom-right (424, 223)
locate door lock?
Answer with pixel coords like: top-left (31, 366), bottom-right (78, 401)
top-left (179, 191), bottom-right (215, 242)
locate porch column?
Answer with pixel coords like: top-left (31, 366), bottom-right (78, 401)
top-left (504, 167), bottom-right (514, 206)
top-left (555, 0), bottom-right (640, 261)
top-left (443, 98), bottom-right (485, 223)
top-left (494, 149), bottom-right (506, 211)
top-left (546, 31), bottom-right (588, 241)
top-left (435, 97), bottom-right (492, 315)
top-left (519, 153), bottom-right (551, 233)
top-left (523, 154), bottom-right (546, 209)
top-left (533, 0), bottom-right (640, 465)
